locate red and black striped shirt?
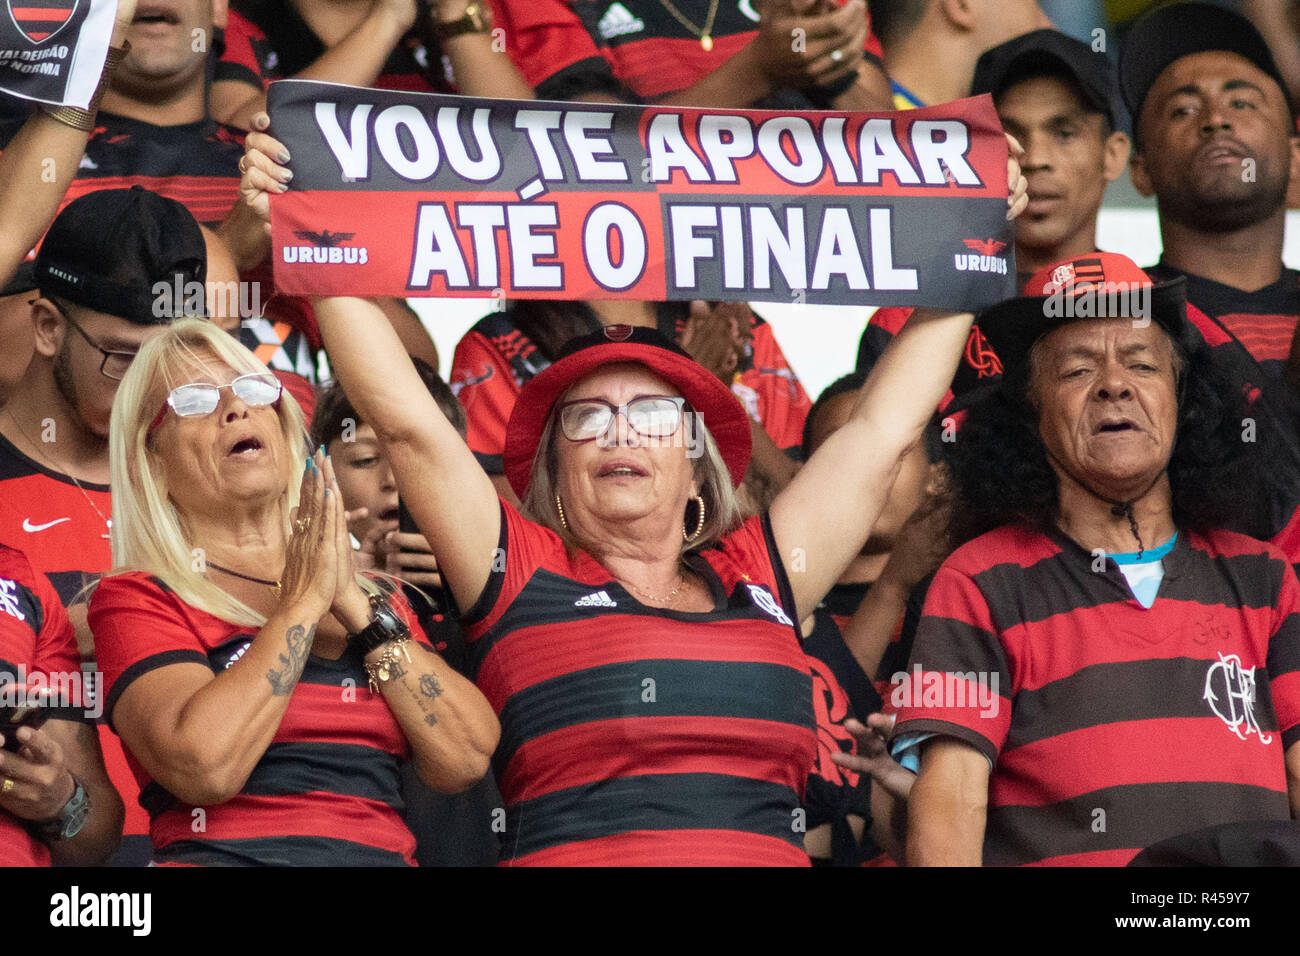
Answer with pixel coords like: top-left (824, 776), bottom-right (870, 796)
top-left (462, 500), bottom-right (817, 865)
top-left (89, 573), bottom-right (425, 866)
top-left (1145, 264), bottom-right (1300, 567)
top-left (498, 0), bottom-right (883, 104)
top-left (895, 523), bottom-right (1300, 866)
top-left (0, 436), bottom-right (152, 866)
top-left (0, 544), bottom-right (80, 867)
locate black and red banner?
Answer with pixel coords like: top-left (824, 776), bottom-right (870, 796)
top-left (267, 80), bottom-right (1016, 309)
top-left (0, 0), bottom-right (114, 107)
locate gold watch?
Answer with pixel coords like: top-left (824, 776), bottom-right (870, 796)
top-left (434, 2), bottom-right (493, 41)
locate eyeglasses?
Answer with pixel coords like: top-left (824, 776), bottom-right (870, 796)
top-left (557, 395), bottom-right (687, 442)
top-left (147, 372), bottom-right (283, 437)
top-left (55, 304), bottom-right (138, 381)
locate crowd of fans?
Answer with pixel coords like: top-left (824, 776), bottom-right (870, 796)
top-left (0, 0), bottom-right (1299, 868)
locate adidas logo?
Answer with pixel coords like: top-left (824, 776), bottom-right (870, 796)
top-left (575, 590), bottom-right (618, 608)
top-left (598, 2), bottom-right (645, 39)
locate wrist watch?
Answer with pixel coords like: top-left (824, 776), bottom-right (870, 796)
top-left (433, 2), bottom-right (493, 41)
top-left (37, 774), bottom-right (90, 842)
top-left (347, 593), bottom-right (411, 656)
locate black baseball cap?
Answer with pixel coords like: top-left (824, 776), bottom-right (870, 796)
top-left (34, 186), bottom-right (207, 325)
top-left (1119, 1), bottom-right (1291, 134)
top-left (973, 29), bottom-right (1126, 131)
top-left (0, 261), bottom-right (37, 299)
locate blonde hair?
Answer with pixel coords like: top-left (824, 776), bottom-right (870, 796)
top-left (107, 319), bottom-right (309, 627)
top-left (520, 390), bottom-right (745, 554)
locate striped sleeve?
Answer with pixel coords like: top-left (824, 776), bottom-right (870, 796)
top-left (892, 562), bottom-right (1014, 765)
top-left (1267, 558), bottom-right (1300, 749)
top-left (87, 575), bottom-right (213, 730)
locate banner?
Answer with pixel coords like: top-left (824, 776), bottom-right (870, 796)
top-left (0, 0), bottom-right (114, 108)
top-left (268, 80), bottom-right (1016, 310)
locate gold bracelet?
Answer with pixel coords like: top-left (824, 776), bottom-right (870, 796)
top-left (364, 635), bottom-right (413, 693)
top-left (41, 40), bottom-right (131, 132)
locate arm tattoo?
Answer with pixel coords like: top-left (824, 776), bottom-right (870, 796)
top-left (266, 624), bottom-right (314, 696)
top-left (419, 674), bottom-right (443, 725)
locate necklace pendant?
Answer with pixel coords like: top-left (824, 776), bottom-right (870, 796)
top-left (700, 33), bottom-right (712, 51)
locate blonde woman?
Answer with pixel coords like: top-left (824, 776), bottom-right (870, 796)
top-left (87, 319), bottom-right (498, 866)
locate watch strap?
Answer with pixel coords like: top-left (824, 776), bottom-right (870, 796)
top-left (36, 773), bottom-right (90, 842)
top-left (348, 596), bottom-right (411, 655)
top-left (433, 3), bottom-right (491, 41)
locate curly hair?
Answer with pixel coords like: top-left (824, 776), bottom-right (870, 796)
top-left (946, 323), bottom-right (1297, 547)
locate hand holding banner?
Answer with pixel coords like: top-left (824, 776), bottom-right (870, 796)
top-left (0, 0), bottom-right (115, 108)
top-left (267, 80), bottom-right (1016, 310)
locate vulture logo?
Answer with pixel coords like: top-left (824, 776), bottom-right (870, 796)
top-left (7, 0), bottom-right (78, 43)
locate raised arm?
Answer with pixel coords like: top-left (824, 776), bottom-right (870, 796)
top-left (312, 298), bottom-right (502, 613)
top-left (0, 0), bottom-right (134, 287)
top-left (770, 140), bottom-right (1026, 622)
top-left (769, 307), bottom-right (975, 622)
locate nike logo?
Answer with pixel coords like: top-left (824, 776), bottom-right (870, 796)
top-left (22, 517), bottom-right (71, 532)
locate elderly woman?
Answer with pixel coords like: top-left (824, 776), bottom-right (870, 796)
top-left (240, 120), bottom-right (1026, 866)
top-left (894, 253), bottom-right (1300, 866)
top-left (86, 320), bottom-right (499, 866)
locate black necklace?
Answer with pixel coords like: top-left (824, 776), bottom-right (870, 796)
top-left (207, 560), bottom-right (282, 596)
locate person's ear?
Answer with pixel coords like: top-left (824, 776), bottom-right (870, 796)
top-left (1129, 147), bottom-right (1155, 198)
top-left (938, 0), bottom-right (977, 31)
top-left (210, 0), bottom-right (229, 31)
top-left (30, 298), bottom-right (65, 360)
top-left (1102, 130), bottom-right (1131, 182)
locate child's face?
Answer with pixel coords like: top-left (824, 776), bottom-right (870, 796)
top-left (330, 422), bottom-right (400, 543)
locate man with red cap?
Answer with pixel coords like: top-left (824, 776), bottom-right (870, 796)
top-left (892, 252), bottom-right (1300, 866)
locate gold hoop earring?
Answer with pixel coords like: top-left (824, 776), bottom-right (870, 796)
top-left (684, 494), bottom-right (705, 543)
top-left (555, 493), bottom-right (568, 531)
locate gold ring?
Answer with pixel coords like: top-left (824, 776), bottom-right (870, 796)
top-left (1, 778), bottom-right (13, 792)
top-left (238, 155), bottom-right (250, 174)
top-left (294, 518), bottom-right (308, 534)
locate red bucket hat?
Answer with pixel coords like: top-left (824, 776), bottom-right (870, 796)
top-left (503, 324), bottom-right (753, 499)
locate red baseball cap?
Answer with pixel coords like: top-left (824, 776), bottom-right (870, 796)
top-left (503, 324), bottom-right (752, 499)
top-left (976, 252), bottom-right (1188, 375)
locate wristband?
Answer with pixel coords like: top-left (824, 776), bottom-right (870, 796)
top-left (41, 40), bottom-right (130, 132)
top-left (806, 56), bottom-right (861, 108)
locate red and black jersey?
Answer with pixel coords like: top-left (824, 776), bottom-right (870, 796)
top-left (0, 433), bottom-right (110, 609)
top-left (452, 306), bottom-right (810, 474)
top-left (895, 523), bottom-right (1300, 867)
top-left (89, 573), bottom-right (426, 866)
top-left (1144, 263), bottom-right (1300, 566)
top-left (226, 0), bottom-right (462, 95)
top-left (214, 14), bottom-right (278, 91)
top-left (463, 499), bottom-right (816, 865)
top-left (857, 307), bottom-right (1004, 410)
top-left (0, 436), bottom-right (153, 865)
top-left (1146, 263), bottom-right (1300, 383)
top-left (802, 593), bottom-right (891, 866)
top-left (0, 544), bottom-right (80, 867)
top-left (52, 112), bottom-right (246, 228)
top-left (499, 0), bottom-right (883, 104)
